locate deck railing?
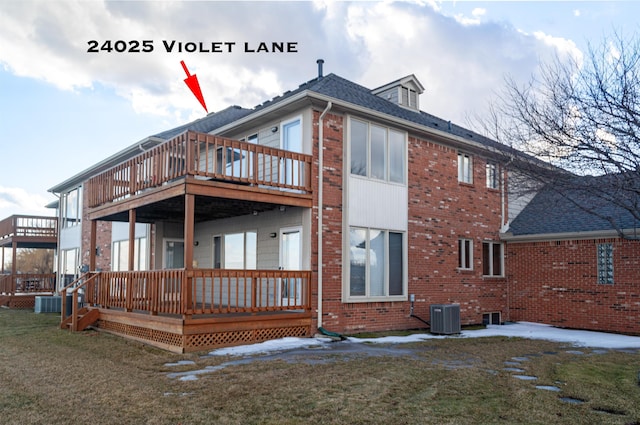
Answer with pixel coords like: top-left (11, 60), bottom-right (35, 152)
top-left (83, 269), bottom-right (311, 316)
top-left (86, 131), bottom-right (313, 208)
top-left (0, 215), bottom-right (58, 240)
top-left (0, 273), bottom-right (56, 294)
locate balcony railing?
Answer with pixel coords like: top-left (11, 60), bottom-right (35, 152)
top-left (86, 131), bottom-right (313, 208)
top-left (0, 273), bottom-right (56, 294)
top-left (81, 269), bottom-right (311, 316)
top-left (0, 215), bottom-right (58, 241)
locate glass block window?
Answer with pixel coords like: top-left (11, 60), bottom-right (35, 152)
top-left (597, 243), bottom-right (614, 284)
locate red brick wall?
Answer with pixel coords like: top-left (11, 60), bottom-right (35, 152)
top-left (80, 190), bottom-right (112, 272)
top-left (311, 111), bottom-right (508, 334)
top-left (507, 238), bottom-right (640, 335)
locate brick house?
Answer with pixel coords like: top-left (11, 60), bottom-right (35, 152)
top-left (48, 63), bottom-right (636, 352)
top-left (503, 180), bottom-right (640, 335)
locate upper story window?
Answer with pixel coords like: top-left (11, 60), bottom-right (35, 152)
top-left (486, 162), bottom-right (500, 189)
top-left (597, 243), bottom-right (614, 284)
top-left (350, 118), bottom-right (406, 184)
top-left (281, 117), bottom-right (302, 153)
top-left (62, 187), bottom-right (81, 228)
top-left (401, 87), bottom-right (417, 109)
top-left (458, 153), bottom-right (473, 184)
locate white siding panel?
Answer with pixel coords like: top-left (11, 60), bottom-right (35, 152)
top-left (348, 177), bottom-right (407, 231)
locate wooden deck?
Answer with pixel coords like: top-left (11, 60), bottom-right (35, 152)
top-left (84, 131), bottom-right (313, 222)
top-left (0, 215), bottom-right (57, 309)
top-left (62, 269), bottom-right (313, 353)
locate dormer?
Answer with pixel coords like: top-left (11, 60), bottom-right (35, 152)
top-left (371, 74), bottom-right (425, 111)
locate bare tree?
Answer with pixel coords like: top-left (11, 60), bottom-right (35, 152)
top-left (7, 249), bottom-right (54, 274)
top-left (480, 31), bottom-right (640, 237)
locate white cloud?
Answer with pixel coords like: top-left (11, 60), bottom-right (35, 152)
top-left (533, 31), bottom-right (584, 65)
top-left (0, 187), bottom-right (53, 217)
top-left (0, 0), bottom-right (587, 132)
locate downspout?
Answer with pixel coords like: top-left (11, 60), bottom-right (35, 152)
top-left (317, 100), bottom-right (332, 331)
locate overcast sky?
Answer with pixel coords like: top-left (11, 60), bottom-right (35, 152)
top-left (0, 0), bottom-right (638, 218)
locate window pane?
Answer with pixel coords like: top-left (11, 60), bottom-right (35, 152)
top-left (492, 243), bottom-right (502, 276)
top-left (224, 233), bottom-right (244, 269)
top-left (389, 232), bottom-right (403, 296)
top-left (369, 230), bottom-right (385, 296)
top-left (213, 236), bottom-right (222, 269)
top-left (349, 228), bottom-right (367, 296)
top-left (389, 130), bottom-right (405, 183)
top-left (370, 125), bottom-right (386, 180)
top-left (350, 120), bottom-right (367, 176)
top-left (138, 238), bottom-right (147, 271)
top-left (458, 154), bottom-right (472, 183)
top-left (246, 232), bottom-right (257, 269)
top-left (482, 242), bottom-right (490, 275)
top-left (283, 119), bottom-right (301, 153)
top-left (459, 239), bottom-right (472, 269)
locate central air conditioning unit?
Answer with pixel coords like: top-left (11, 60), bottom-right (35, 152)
top-left (430, 304), bottom-right (461, 335)
top-left (34, 296), bottom-right (62, 313)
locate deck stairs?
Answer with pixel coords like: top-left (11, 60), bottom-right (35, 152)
top-left (60, 307), bottom-right (100, 332)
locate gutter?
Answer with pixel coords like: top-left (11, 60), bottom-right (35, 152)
top-left (317, 101), bottom-right (332, 330)
top-left (500, 228), bottom-right (637, 242)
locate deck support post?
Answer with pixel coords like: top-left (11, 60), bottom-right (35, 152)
top-left (11, 241), bottom-right (17, 293)
top-left (89, 220), bottom-right (97, 271)
top-left (183, 194), bottom-right (195, 318)
top-left (128, 209), bottom-right (136, 272)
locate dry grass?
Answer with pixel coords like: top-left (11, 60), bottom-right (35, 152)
top-left (1, 309), bottom-right (639, 424)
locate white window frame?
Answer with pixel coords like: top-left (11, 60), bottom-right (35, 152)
top-left (458, 153), bottom-right (473, 184)
top-left (347, 227), bottom-right (406, 302)
top-left (458, 238), bottom-right (473, 270)
top-left (482, 241), bottom-right (504, 277)
top-left (486, 162), bottom-right (499, 189)
top-left (212, 231), bottom-right (257, 270)
top-left (349, 117), bottom-right (406, 184)
top-left (62, 187), bottom-right (82, 228)
top-left (112, 237), bottom-right (149, 271)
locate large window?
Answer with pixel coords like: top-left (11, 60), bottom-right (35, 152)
top-left (60, 248), bottom-right (78, 286)
top-left (62, 188), bottom-right (81, 228)
top-left (458, 239), bottom-right (473, 270)
top-left (482, 241), bottom-right (503, 277)
top-left (458, 153), bottom-right (473, 184)
top-left (597, 243), bottom-right (614, 284)
top-left (350, 118), bottom-right (405, 184)
top-left (349, 227), bottom-right (404, 299)
top-left (112, 238), bottom-right (148, 271)
top-left (213, 232), bottom-right (257, 269)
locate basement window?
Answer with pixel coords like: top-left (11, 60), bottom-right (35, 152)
top-left (483, 312), bottom-right (501, 325)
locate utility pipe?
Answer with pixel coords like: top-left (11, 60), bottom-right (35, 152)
top-left (317, 101), bottom-right (332, 330)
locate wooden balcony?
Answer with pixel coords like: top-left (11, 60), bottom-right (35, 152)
top-left (62, 269), bottom-right (312, 353)
top-left (0, 215), bottom-right (58, 248)
top-left (85, 131), bottom-right (313, 218)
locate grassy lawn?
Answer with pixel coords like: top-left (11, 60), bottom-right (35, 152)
top-left (1, 309), bottom-right (639, 425)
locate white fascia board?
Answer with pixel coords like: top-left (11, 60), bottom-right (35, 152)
top-left (212, 90), bottom-right (501, 158)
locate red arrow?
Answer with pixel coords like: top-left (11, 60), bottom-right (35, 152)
top-left (180, 60), bottom-right (208, 113)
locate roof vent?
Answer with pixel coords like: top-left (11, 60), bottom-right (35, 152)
top-left (317, 59), bottom-right (324, 79)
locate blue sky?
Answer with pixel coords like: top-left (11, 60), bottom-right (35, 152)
top-left (1, 0), bottom-right (638, 218)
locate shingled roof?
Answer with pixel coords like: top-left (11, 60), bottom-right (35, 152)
top-left (507, 174), bottom-right (640, 237)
